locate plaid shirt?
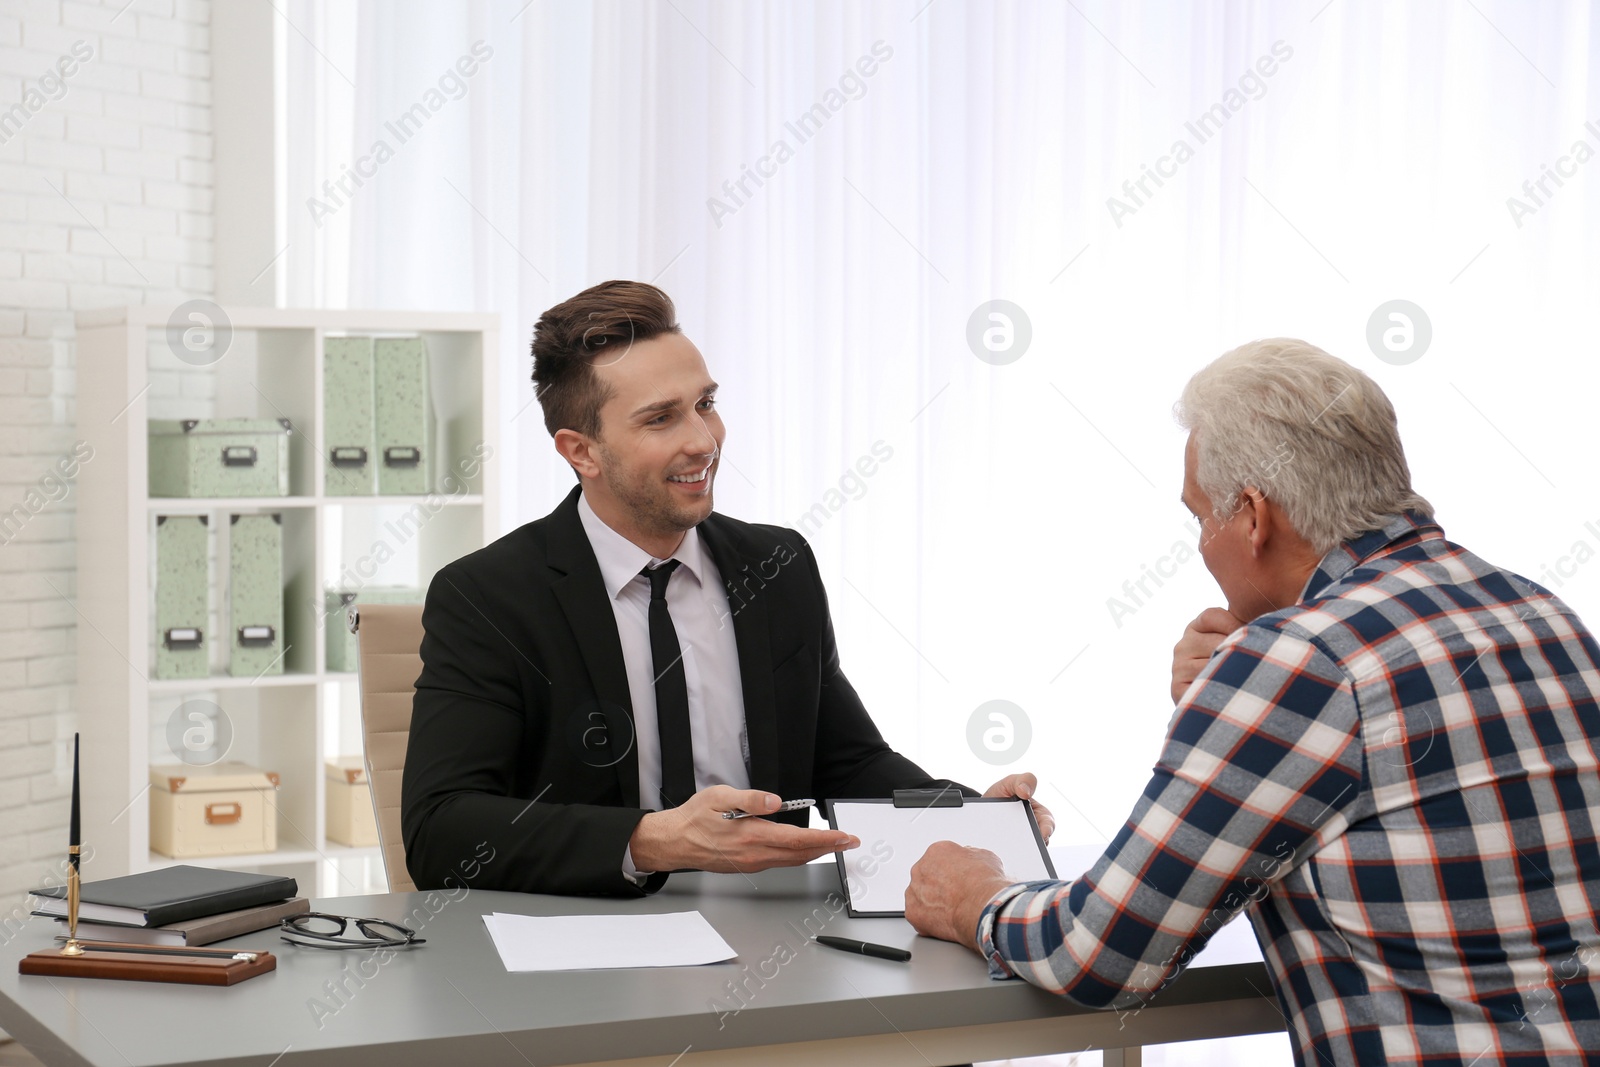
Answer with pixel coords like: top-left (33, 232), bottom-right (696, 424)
top-left (980, 513), bottom-right (1600, 1065)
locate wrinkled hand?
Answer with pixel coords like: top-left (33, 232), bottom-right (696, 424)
top-left (905, 841), bottom-right (1012, 951)
top-left (1171, 607), bottom-right (1246, 703)
top-left (628, 785), bottom-right (858, 875)
top-left (983, 772), bottom-right (1055, 842)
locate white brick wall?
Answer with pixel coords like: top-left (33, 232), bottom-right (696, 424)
top-left (0, 0), bottom-right (211, 908)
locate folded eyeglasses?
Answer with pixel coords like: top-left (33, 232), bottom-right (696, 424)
top-left (280, 911), bottom-right (426, 950)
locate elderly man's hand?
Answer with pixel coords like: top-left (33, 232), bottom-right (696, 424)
top-left (983, 772), bottom-right (1056, 842)
top-left (905, 841), bottom-right (1014, 951)
top-left (1170, 607), bottom-right (1247, 703)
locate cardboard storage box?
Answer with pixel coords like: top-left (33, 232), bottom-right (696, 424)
top-left (149, 762), bottom-right (280, 859)
top-left (325, 757), bottom-right (379, 847)
top-left (324, 586), bottom-right (424, 672)
top-left (324, 336), bottom-right (376, 495)
top-left (149, 418), bottom-right (292, 498)
top-left (374, 337), bottom-right (436, 496)
top-left (154, 514), bottom-right (209, 679)
top-left (227, 514), bottom-right (284, 677)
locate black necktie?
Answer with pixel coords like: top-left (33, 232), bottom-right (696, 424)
top-left (644, 561), bottom-right (695, 809)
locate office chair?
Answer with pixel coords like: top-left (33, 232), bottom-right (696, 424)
top-left (351, 602), bottom-right (425, 893)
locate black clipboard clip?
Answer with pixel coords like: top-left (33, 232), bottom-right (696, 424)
top-left (892, 787), bottom-right (964, 809)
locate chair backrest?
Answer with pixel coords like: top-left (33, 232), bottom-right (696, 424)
top-left (353, 602), bottom-right (425, 894)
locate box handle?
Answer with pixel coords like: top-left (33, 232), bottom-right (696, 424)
top-left (163, 627), bottom-right (203, 650)
top-left (222, 445), bottom-right (258, 467)
top-left (237, 625), bottom-right (276, 648)
top-left (383, 446), bottom-right (421, 468)
top-left (330, 446), bottom-right (368, 468)
top-left (205, 802), bottom-right (241, 825)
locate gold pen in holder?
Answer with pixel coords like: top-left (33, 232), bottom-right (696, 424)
top-left (61, 732), bottom-right (83, 957)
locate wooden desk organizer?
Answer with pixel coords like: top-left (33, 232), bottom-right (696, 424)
top-left (19, 942), bottom-right (275, 985)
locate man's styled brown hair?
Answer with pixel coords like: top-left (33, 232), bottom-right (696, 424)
top-left (530, 280), bottom-right (682, 439)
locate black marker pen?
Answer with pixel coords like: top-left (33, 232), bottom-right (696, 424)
top-left (814, 936), bottom-right (912, 962)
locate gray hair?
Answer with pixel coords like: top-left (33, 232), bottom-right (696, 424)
top-left (1174, 338), bottom-right (1433, 554)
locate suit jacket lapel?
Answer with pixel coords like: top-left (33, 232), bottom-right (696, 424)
top-left (699, 516), bottom-right (780, 794)
top-left (546, 486), bottom-right (641, 808)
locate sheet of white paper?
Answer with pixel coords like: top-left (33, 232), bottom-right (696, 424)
top-left (481, 910), bottom-right (737, 972)
top-left (831, 800), bottom-right (1054, 914)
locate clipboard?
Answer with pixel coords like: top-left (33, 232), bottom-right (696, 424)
top-left (827, 791), bottom-right (1056, 918)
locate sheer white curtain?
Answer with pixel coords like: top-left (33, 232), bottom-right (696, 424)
top-left (284, 3), bottom-right (1598, 1058)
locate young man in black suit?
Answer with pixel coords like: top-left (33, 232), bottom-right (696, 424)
top-left (402, 280), bottom-right (1050, 896)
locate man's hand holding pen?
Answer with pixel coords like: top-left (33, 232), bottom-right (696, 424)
top-left (629, 786), bottom-right (859, 875)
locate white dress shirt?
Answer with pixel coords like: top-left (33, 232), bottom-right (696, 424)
top-left (577, 495), bottom-right (749, 878)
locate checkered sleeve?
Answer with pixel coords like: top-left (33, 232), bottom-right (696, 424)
top-left (977, 622), bottom-right (1367, 1008)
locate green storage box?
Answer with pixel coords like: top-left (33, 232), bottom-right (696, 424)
top-left (154, 515), bottom-right (209, 679)
top-left (324, 336), bottom-right (376, 496)
top-left (374, 337), bottom-right (436, 496)
top-left (324, 586), bottom-right (424, 672)
top-left (149, 419), bottom-right (292, 498)
top-left (228, 514), bottom-right (284, 677)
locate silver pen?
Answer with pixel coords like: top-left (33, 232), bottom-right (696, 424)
top-left (722, 798), bottom-right (816, 820)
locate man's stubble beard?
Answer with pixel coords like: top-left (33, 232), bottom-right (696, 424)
top-left (596, 443), bottom-right (715, 541)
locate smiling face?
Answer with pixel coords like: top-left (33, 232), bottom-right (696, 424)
top-left (558, 331), bottom-right (724, 558)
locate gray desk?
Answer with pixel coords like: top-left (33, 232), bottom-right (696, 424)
top-left (0, 864), bottom-right (1284, 1067)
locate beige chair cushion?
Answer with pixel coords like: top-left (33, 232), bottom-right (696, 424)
top-left (354, 602), bottom-right (424, 893)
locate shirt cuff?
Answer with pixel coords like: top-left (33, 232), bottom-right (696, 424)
top-left (622, 845), bottom-right (654, 885)
top-left (978, 880), bottom-right (1050, 980)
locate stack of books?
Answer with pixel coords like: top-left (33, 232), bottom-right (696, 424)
top-left (32, 865), bottom-right (307, 947)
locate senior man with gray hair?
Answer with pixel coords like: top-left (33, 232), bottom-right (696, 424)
top-left (907, 339), bottom-right (1600, 1066)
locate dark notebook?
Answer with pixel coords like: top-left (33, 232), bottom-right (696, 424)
top-left (33, 866), bottom-right (299, 927)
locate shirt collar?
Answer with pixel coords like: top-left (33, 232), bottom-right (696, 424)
top-left (577, 492), bottom-right (708, 600)
top-left (1299, 511), bottom-right (1442, 602)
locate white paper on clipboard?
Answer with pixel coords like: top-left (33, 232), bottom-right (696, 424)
top-left (828, 798), bottom-right (1056, 917)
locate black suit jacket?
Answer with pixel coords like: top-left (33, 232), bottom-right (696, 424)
top-left (401, 486), bottom-right (963, 896)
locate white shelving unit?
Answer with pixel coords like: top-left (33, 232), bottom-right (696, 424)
top-left (75, 306), bottom-right (502, 896)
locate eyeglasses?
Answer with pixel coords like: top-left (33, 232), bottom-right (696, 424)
top-left (279, 911), bottom-right (426, 950)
